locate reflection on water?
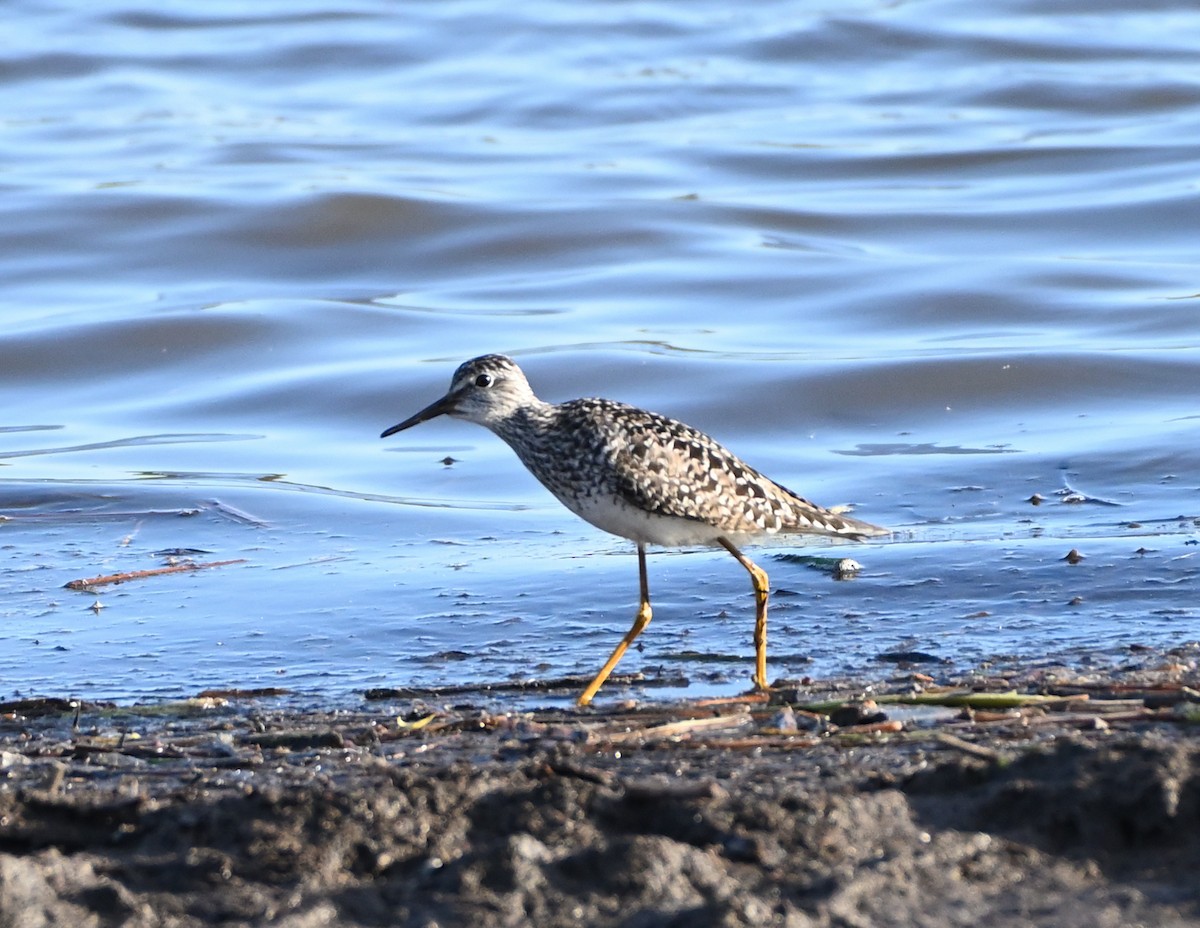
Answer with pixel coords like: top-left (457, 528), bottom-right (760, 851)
top-left (0, 433), bottom-right (260, 461)
top-left (0, 0), bottom-right (1197, 703)
top-left (838, 443), bottom-right (1019, 456)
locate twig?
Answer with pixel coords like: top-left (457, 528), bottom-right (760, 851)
top-left (796, 691), bottom-right (1084, 713)
top-left (934, 731), bottom-right (1005, 762)
top-left (602, 712), bottom-right (753, 743)
top-left (64, 559), bottom-right (246, 591)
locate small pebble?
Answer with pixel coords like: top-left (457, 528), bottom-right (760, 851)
top-left (833, 558), bottom-right (863, 580)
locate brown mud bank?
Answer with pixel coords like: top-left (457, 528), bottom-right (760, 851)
top-left (2, 655), bottom-right (1200, 927)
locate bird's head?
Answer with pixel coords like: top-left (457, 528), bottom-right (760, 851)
top-left (381, 354), bottom-right (536, 437)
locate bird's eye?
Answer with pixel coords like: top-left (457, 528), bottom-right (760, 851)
top-left (474, 373), bottom-right (494, 388)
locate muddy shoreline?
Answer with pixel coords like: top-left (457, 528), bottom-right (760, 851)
top-left (2, 654), bottom-right (1199, 927)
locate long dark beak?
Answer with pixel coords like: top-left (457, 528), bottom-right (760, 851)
top-left (380, 390), bottom-right (459, 438)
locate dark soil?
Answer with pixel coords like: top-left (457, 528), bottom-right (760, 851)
top-left (2, 660), bottom-right (1200, 927)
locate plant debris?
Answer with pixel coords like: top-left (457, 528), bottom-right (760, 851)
top-left (2, 658), bottom-right (1199, 927)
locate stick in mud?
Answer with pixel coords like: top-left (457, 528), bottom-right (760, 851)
top-left (63, 559), bottom-right (247, 591)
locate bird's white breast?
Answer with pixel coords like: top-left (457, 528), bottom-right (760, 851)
top-left (555, 490), bottom-right (745, 547)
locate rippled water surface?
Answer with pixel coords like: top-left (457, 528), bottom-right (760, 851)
top-left (2, 0), bottom-right (1198, 705)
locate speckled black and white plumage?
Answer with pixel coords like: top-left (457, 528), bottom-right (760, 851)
top-left (382, 354), bottom-right (886, 704)
top-left (384, 354), bottom-right (886, 547)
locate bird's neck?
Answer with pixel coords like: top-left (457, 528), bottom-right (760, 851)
top-left (489, 401), bottom-right (561, 460)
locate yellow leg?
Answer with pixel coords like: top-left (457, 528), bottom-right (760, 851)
top-left (577, 543), bottom-right (652, 706)
top-left (718, 537), bottom-right (771, 691)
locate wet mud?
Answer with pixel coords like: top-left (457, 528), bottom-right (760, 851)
top-left (2, 654), bottom-right (1200, 927)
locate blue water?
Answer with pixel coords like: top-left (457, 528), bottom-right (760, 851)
top-left (1, 0), bottom-right (1198, 705)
